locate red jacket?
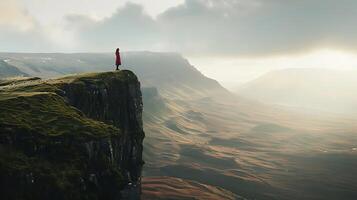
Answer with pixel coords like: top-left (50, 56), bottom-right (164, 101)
top-left (115, 50), bottom-right (121, 65)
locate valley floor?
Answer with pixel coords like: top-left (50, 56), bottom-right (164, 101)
top-left (142, 95), bottom-right (357, 200)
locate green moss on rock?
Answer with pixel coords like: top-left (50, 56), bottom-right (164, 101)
top-left (0, 92), bottom-right (119, 138)
top-left (0, 70), bottom-right (144, 200)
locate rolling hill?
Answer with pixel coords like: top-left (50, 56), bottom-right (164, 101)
top-left (0, 60), bottom-right (28, 78)
top-left (236, 68), bottom-right (357, 116)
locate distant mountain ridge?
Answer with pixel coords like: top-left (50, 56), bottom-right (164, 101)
top-left (236, 68), bottom-right (357, 115)
top-left (0, 60), bottom-right (28, 78)
top-left (0, 52), bottom-right (231, 100)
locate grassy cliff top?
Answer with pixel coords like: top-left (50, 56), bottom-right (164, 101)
top-left (0, 91), bottom-right (119, 138)
top-left (0, 70), bottom-right (138, 139)
top-left (53, 70), bottom-right (138, 84)
top-left (0, 70), bottom-right (137, 93)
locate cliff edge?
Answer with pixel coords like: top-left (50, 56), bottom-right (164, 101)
top-left (0, 70), bottom-right (145, 200)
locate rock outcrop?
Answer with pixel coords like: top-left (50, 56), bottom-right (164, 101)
top-left (0, 70), bottom-right (144, 200)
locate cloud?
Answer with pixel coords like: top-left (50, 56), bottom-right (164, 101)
top-left (0, 0), bottom-right (35, 30)
top-left (66, 0), bottom-right (357, 56)
top-left (66, 3), bottom-right (162, 52)
top-left (0, 0), bottom-right (56, 52)
top-left (156, 0), bottom-right (357, 56)
top-left (2, 0), bottom-right (357, 56)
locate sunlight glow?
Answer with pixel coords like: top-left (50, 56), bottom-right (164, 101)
top-left (188, 49), bottom-right (357, 89)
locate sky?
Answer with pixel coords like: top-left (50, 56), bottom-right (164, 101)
top-left (1, 0), bottom-right (357, 88)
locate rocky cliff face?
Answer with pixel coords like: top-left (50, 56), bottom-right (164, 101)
top-left (0, 70), bottom-right (144, 200)
top-left (59, 70), bottom-right (145, 182)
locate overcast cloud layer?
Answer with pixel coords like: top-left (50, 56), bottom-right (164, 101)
top-left (1, 0), bottom-right (357, 56)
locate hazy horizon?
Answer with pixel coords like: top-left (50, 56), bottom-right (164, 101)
top-left (2, 0), bottom-right (357, 89)
top-left (2, 50), bottom-right (357, 90)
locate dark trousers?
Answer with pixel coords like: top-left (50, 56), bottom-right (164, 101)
top-left (116, 64), bottom-right (120, 70)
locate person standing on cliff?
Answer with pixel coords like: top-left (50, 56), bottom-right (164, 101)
top-left (115, 48), bottom-right (121, 70)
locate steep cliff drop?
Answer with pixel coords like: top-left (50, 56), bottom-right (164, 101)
top-left (0, 70), bottom-right (145, 200)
